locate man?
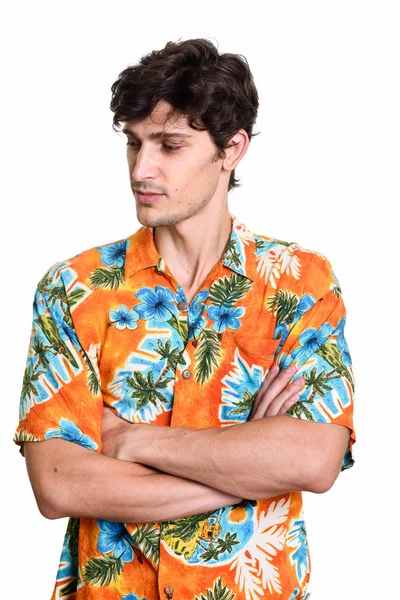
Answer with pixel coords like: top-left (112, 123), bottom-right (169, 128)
top-left (14, 38), bottom-right (355, 600)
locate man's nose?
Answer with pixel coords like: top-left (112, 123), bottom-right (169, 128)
top-left (131, 145), bottom-right (158, 181)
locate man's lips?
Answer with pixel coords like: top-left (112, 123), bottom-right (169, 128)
top-left (134, 190), bottom-right (164, 204)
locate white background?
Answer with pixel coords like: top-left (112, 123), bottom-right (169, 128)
top-left (1, 1), bottom-right (399, 599)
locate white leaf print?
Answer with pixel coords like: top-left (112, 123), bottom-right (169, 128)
top-left (230, 496), bottom-right (290, 600)
top-left (256, 243), bottom-right (301, 289)
top-left (233, 216), bottom-right (256, 246)
top-left (230, 552), bottom-right (263, 600)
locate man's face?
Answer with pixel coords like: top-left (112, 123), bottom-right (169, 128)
top-left (123, 101), bottom-right (226, 227)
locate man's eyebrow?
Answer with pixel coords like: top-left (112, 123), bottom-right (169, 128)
top-left (121, 128), bottom-right (193, 140)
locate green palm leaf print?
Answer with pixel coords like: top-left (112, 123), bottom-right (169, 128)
top-left (35, 315), bottom-right (79, 369)
top-left (126, 370), bottom-right (174, 410)
top-left (22, 366), bottom-right (44, 399)
top-left (156, 339), bottom-right (186, 372)
top-left (200, 544), bottom-right (220, 562)
top-left (89, 266), bottom-right (124, 290)
top-left (223, 238), bottom-right (242, 269)
top-left (287, 400), bottom-right (314, 420)
top-left (195, 576), bottom-right (236, 600)
top-left (59, 578), bottom-right (78, 597)
top-left (168, 314), bottom-right (189, 342)
top-left (163, 512), bottom-right (215, 542)
top-left (83, 553), bottom-right (123, 586)
top-left (66, 517), bottom-right (80, 556)
top-left (229, 388), bottom-right (257, 416)
top-left (195, 329), bottom-right (222, 386)
top-left (68, 287), bottom-right (88, 306)
top-left (266, 290), bottom-right (299, 324)
top-left (316, 342), bottom-right (354, 390)
top-left (208, 274), bottom-right (252, 307)
top-left (31, 338), bottom-right (52, 369)
top-left (132, 523), bottom-right (160, 566)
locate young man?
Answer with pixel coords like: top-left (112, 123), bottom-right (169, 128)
top-left (15, 39), bottom-right (355, 600)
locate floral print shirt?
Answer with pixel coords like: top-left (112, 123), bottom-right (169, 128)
top-left (14, 214), bottom-right (355, 600)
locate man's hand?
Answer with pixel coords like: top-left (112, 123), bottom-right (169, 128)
top-left (101, 407), bottom-right (151, 461)
top-left (101, 364), bottom-right (304, 461)
top-left (249, 364), bottom-right (304, 420)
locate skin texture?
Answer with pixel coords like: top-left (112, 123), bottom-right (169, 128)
top-left (24, 364), bottom-right (305, 521)
top-left (24, 100), bottom-right (350, 521)
top-left (125, 100), bottom-right (248, 302)
top-left (101, 365), bottom-right (350, 499)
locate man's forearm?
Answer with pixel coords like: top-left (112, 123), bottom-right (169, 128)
top-left (24, 439), bottom-right (241, 523)
top-left (130, 416), bottom-right (349, 499)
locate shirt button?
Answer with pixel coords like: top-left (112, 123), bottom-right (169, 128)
top-left (177, 301), bottom-right (187, 311)
top-left (164, 588), bottom-right (174, 599)
top-left (182, 369), bottom-right (191, 379)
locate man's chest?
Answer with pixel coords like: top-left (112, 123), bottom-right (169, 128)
top-left (84, 271), bottom-right (280, 428)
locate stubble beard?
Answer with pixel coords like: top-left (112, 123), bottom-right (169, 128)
top-left (135, 188), bottom-right (216, 229)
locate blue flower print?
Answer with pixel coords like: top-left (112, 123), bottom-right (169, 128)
top-left (188, 313), bottom-right (207, 340)
top-left (109, 305), bottom-right (139, 330)
top-left (286, 518), bottom-right (310, 583)
top-left (277, 352), bottom-right (292, 370)
top-left (134, 286), bottom-right (178, 322)
top-left (291, 322), bottom-right (333, 364)
top-left (123, 595), bottom-right (148, 600)
top-left (189, 290), bottom-right (209, 317)
top-left (97, 520), bottom-right (134, 563)
top-left (207, 305), bottom-right (245, 333)
top-left (336, 317), bottom-right (352, 367)
top-left (98, 241), bottom-right (127, 268)
top-left (187, 290), bottom-right (208, 340)
top-left (45, 418), bottom-right (98, 450)
top-left (274, 321), bottom-right (290, 355)
top-left (294, 294), bottom-right (316, 322)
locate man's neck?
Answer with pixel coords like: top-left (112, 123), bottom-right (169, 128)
top-left (153, 206), bottom-right (232, 303)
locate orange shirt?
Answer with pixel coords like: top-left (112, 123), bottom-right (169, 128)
top-left (14, 214), bottom-right (355, 600)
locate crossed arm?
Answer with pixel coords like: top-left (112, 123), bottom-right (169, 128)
top-left (24, 364), bottom-right (350, 523)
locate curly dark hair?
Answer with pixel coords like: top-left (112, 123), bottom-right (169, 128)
top-left (110, 38), bottom-right (260, 191)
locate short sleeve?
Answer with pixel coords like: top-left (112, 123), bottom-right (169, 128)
top-left (273, 254), bottom-right (356, 471)
top-left (13, 264), bottom-right (104, 455)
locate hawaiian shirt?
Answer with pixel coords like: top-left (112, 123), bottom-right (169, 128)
top-left (14, 214), bottom-right (355, 600)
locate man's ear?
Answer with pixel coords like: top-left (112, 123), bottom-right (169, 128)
top-left (222, 129), bottom-right (250, 172)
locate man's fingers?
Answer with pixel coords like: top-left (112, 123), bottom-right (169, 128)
top-left (251, 364), bottom-right (281, 415)
top-left (251, 364), bottom-right (297, 418)
top-left (279, 393), bottom-right (300, 414)
top-left (265, 378), bottom-right (304, 417)
top-left (251, 376), bottom-right (304, 420)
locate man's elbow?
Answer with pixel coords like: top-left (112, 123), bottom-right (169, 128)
top-left (306, 448), bottom-right (347, 494)
top-left (306, 469), bottom-right (339, 494)
top-left (24, 441), bottom-right (69, 520)
top-left (29, 474), bottom-right (65, 520)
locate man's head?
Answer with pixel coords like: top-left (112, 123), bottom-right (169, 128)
top-left (110, 38), bottom-right (259, 227)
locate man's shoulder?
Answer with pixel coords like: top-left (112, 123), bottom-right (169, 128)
top-left (36, 232), bottom-right (134, 292)
top-left (250, 228), bottom-right (338, 296)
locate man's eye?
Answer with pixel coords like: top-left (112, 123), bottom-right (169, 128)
top-left (126, 142), bottom-right (181, 152)
top-left (163, 145), bottom-right (181, 152)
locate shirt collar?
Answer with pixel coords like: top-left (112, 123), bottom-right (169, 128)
top-left (124, 213), bottom-right (255, 281)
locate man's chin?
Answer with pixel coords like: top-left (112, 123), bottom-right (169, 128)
top-left (135, 206), bottom-right (185, 228)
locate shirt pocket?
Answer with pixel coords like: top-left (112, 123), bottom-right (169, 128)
top-left (215, 335), bottom-right (281, 426)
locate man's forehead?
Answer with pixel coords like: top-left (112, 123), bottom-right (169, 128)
top-left (123, 101), bottom-right (193, 137)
